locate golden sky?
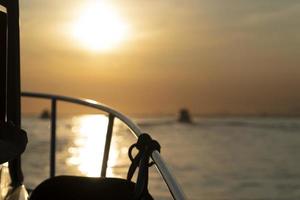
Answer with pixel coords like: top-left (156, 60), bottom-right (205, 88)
top-left (20, 0), bottom-right (300, 116)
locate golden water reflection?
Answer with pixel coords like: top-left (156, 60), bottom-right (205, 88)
top-left (67, 114), bottom-right (118, 177)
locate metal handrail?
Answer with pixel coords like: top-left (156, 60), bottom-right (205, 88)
top-left (21, 91), bottom-right (187, 200)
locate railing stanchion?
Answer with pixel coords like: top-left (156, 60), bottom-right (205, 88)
top-left (50, 98), bottom-right (57, 178)
top-left (101, 114), bottom-right (114, 177)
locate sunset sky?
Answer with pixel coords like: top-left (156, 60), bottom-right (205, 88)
top-left (19, 0), bottom-right (300, 116)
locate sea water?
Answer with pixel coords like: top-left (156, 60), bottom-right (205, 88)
top-left (21, 116), bottom-right (300, 200)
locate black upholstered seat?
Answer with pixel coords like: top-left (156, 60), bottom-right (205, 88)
top-left (29, 176), bottom-right (153, 200)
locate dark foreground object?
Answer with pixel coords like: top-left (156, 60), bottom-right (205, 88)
top-left (0, 122), bottom-right (27, 164)
top-left (178, 109), bottom-right (192, 123)
top-left (29, 176), bottom-right (154, 200)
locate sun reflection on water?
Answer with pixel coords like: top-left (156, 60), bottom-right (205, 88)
top-left (67, 114), bottom-right (118, 177)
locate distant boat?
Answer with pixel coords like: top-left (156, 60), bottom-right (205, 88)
top-left (40, 109), bottom-right (50, 119)
top-left (178, 108), bottom-right (192, 123)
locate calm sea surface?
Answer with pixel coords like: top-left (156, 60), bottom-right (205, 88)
top-left (22, 115), bottom-right (300, 200)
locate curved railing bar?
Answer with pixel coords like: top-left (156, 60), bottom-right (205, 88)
top-left (22, 91), bottom-right (143, 136)
top-left (21, 91), bottom-right (187, 200)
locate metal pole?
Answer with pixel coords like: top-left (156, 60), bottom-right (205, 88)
top-left (6, 0), bottom-right (20, 125)
top-left (101, 114), bottom-right (114, 177)
top-left (6, 0), bottom-right (23, 187)
top-left (0, 11), bottom-right (6, 122)
top-left (50, 99), bottom-right (57, 178)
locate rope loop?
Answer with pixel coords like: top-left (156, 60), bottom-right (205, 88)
top-left (127, 133), bottom-right (161, 200)
top-left (128, 134), bottom-right (160, 168)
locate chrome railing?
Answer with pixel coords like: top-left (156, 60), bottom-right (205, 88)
top-left (21, 91), bottom-right (187, 200)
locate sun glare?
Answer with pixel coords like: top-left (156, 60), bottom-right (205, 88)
top-left (72, 2), bottom-right (129, 52)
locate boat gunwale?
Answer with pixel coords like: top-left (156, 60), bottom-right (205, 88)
top-left (21, 91), bottom-right (187, 200)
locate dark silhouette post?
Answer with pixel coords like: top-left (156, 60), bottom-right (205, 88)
top-left (6, 0), bottom-right (24, 187)
top-left (0, 11), bottom-right (6, 122)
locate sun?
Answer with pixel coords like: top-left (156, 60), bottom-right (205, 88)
top-left (72, 3), bottom-right (129, 52)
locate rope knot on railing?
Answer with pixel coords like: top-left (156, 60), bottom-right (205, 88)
top-left (127, 133), bottom-right (161, 200)
top-left (128, 134), bottom-right (161, 167)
